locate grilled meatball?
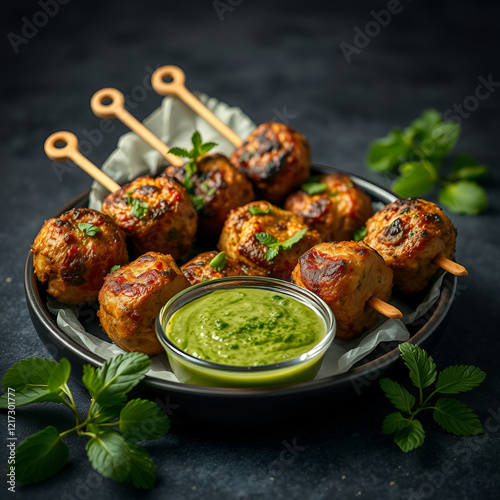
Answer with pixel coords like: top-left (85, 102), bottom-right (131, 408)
top-left (292, 241), bottom-right (393, 341)
top-left (101, 175), bottom-right (197, 259)
top-left (230, 122), bottom-right (310, 204)
top-left (31, 208), bottom-right (128, 305)
top-left (218, 201), bottom-right (322, 280)
top-left (181, 251), bottom-right (246, 285)
top-left (98, 252), bottom-right (189, 355)
top-left (363, 198), bottom-right (457, 294)
top-left (163, 153), bottom-right (254, 239)
top-left (284, 173), bottom-right (372, 241)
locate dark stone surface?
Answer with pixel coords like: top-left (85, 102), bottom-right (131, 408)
top-left (1, 0), bottom-right (499, 498)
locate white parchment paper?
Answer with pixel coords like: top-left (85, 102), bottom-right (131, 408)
top-left (48, 93), bottom-right (445, 381)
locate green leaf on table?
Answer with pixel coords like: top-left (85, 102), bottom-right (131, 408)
top-left (89, 401), bottom-right (122, 424)
top-left (127, 443), bottom-right (156, 489)
top-left (433, 398), bottom-right (483, 436)
top-left (208, 252), bottom-right (227, 272)
top-left (119, 399), bottom-right (170, 442)
top-left (394, 419), bottom-right (425, 452)
top-left (450, 154), bottom-right (488, 181)
top-left (366, 129), bottom-right (411, 172)
top-left (47, 358), bottom-right (71, 393)
top-left (410, 109), bottom-right (442, 137)
top-left (86, 429), bottom-right (131, 482)
top-left (426, 121), bottom-right (461, 159)
top-left (382, 412), bottom-right (411, 434)
top-left (16, 426), bottom-right (69, 483)
top-left (83, 353), bottom-right (150, 408)
top-left (438, 180), bottom-right (488, 215)
top-left (399, 343), bottom-right (437, 389)
top-left (392, 161), bottom-right (436, 198)
top-left (435, 365), bottom-right (486, 394)
top-left (353, 226), bottom-right (367, 242)
top-left (0, 358), bottom-right (67, 408)
top-left (380, 379), bottom-right (416, 413)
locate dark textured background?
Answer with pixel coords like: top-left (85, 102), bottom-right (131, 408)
top-left (1, 0), bottom-right (499, 498)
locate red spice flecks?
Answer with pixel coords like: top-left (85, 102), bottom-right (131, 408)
top-left (155, 262), bottom-right (163, 270)
top-left (174, 192), bottom-right (181, 202)
top-left (64, 234), bottom-right (75, 244)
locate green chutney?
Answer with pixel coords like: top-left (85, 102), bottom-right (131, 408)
top-left (165, 288), bottom-right (326, 366)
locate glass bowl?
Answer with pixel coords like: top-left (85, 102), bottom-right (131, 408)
top-left (156, 276), bottom-right (336, 388)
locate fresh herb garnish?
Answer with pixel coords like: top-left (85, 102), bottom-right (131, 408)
top-left (126, 190), bottom-right (149, 219)
top-left (209, 251), bottom-right (227, 272)
top-left (329, 190), bottom-right (338, 197)
top-left (381, 343), bottom-right (485, 452)
top-left (255, 228), bottom-right (308, 261)
top-left (353, 226), bottom-right (367, 242)
top-left (110, 265), bottom-right (121, 273)
top-left (300, 182), bottom-right (328, 195)
top-left (189, 194), bottom-right (206, 212)
top-left (169, 131), bottom-right (218, 205)
top-left (78, 223), bottom-right (102, 236)
top-left (202, 182), bottom-right (217, 197)
top-left (366, 109), bottom-right (488, 215)
top-left (249, 205), bottom-right (273, 215)
top-left (0, 354), bottom-right (169, 488)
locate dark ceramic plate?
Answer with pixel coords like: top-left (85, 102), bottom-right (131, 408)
top-left (24, 165), bottom-right (457, 425)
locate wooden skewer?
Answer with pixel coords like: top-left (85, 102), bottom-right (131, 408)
top-left (151, 65), bottom-right (243, 148)
top-left (90, 88), bottom-right (184, 167)
top-left (433, 255), bottom-right (468, 277)
top-left (44, 131), bottom-right (120, 193)
top-left (367, 296), bottom-right (403, 319)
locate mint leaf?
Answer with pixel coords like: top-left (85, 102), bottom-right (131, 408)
top-left (255, 232), bottom-right (278, 247)
top-left (168, 147), bottom-right (191, 158)
top-left (119, 399), bottom-right (170, 442)
top-left (86, 429), bottom-right (131, 482)
top-left (380, 378), bottom-right (416, 413)
top-left (202, 181), bottom-right (217, 197)
top-left (78, 222), bottom-right (102, 236)
top-left (209, 252), bottom-right (227, 272)
top-left (249, 205), bottom-right (272, 215)
top-left (16, 426), bottom-right (69, 483)
top-left (450, 154), bottom-right (488, 181)
top-left (427, 121), bottom-right (461, 159)
top-left (265, 247), bottom-right (279, 261)
top-left (281, 228), bottom-right (308, 250)
top-left (84, 353), bottom-right (150, 408)
top-left (89, 401), bottom-right (122, 424)
top-left (127, 444), bottom-right (156, 489)
top-left (399, 343), bottom-right (437, 389)
top-left (0, 358), bottom-right (66, 408)
top-left (199, 142), bottom-right (217, 155)
top-left (353, 226), bottom-right (367, 242)
top-left (394, 419), bottom-right (425, 452)
top-left (189, 194), bottom-right (206, 211)
top-left (382, 412), bottom-right (411, 434)
top-left (433, 398), bottom-right (483, 436)
top-left (410, 109), bottom-right (442, 137)
top-left (366, 129), bottom-right (410, 172)
top-left (191, 130), bottom-right (202, 151)
top-left (392, 161), bottom-right (436, 198)
top-left (110, 265), bottom-right (121, 273)
top-left (47, 358), bottom-right (71, 393)
top-left (439, 180), bottom-right (488, 215)
top-left (301, 182), bottom-right (327, 195)
top-left (435, 365), bottom-right (486, 394)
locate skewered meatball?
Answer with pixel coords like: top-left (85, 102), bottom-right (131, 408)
top-left (284, 173), bottom-right (372, 241)
top-left (163, 153), bottom-right (254, 239)
top-left (363, 198), bottom-right (457, 294)
top-left (292, 241), bottom-right (393, 341)
top-left (218, 201), bottom-right (322, 281)
top-left (101, 175), bottom-right (197, 259)
top-left (230, 122), bottom-right (310, 204)
top-left (31, 208), bottom-right (128, 305)
top-left (98, 252), bottom-right (189, 355)
top-left (181, 251), bottom-right (246, 285)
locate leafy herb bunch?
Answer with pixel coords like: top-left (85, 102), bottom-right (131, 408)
top-left (381, 343), bottom-right (485, 452)
top-left (366, 109), bottom-right (488, 215)
top-left (169, 131), bottom-right (218, 211)
top-left (0, 353), bottom-right (170, 489)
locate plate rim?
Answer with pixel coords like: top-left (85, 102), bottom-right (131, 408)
top-left (24, 164), bottom-right (457, 399)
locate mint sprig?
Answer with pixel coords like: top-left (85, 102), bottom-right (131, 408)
top-left (126, 190), bottom-right (149, 219)
top-left (169, 131), bottom-right (218, 211)
top-left (381, 343), bottom-right (485, 452)
top-left (78, 223), bottom-right (102, 236)
top-left (255, 228), bottom-right (308, 261)
top-left (366, 109), bottom-right (489, 215)
top-left (0, 354), bottom-right (170, 489)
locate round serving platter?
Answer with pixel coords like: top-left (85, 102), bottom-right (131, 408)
top-left (25, 164), bottom-right (457, 425)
